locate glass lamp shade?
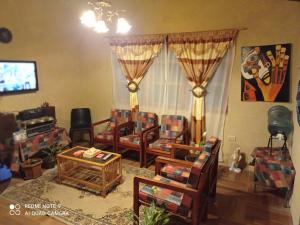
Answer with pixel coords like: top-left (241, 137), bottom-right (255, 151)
top-left (80, 10), bottom-right (96, 28)
top-left (116, 18), bottom-right (132, 34)
top-left (94, 20), bottom-right (109, 33)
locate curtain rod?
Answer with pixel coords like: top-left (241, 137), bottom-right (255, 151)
top-left (104, 27), bottom-right (248, 39)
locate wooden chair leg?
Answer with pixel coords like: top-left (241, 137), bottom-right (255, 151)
top-left (88, 130), bottom-right (92, 147)
top-left (211, 184), bottom-right (217, 199)
top-left (133, 202), bottom-right (139, 225)
top-left (133, 178), bottom-right (140, 225)
top-left (191, 200), bottom-right (200, 225)
top-left (69, 130), bottom-right (73, 147)
top-left (139, 150), bottom-right (143, 168)
top-left (144, 151), bottom-right (148, 168)
top-left (115, 144), bottom-right (119, 154)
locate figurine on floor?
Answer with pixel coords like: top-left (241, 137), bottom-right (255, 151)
top-left (229, 147), bottom-right (242, 173)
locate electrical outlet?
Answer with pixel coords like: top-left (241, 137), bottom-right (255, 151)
top-left (228, 135), bottom-right (236, 142)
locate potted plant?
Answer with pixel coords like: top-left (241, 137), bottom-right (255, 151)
top-left (41, 144), bottom-right (61, 169)
top-left (128, 202), bottom-right (170, 225)
top-left (143, 202), bottom-right (170, 225)
top-left (20, 158), bottom-right (42, 179)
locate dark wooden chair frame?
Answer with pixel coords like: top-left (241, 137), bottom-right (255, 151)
top-left (133, 140), bottom-right (221, 225)
top-left (91, 118), bottom-right (116, 151)
top-left (143, 119), bottom-right (189, 167)
top-left (169, 141), bottom-right (221, 200)
top-left (115, 117), bottom-right (159, 167)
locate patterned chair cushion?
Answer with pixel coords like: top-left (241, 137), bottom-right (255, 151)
top-left (134, 112), bottom-right (157, 134)
top-left (95, 130), bottom-right (114, 141)
top-left (187, 151), bottom-right (211, 188)
top-left (120, 133), bottom-right (155, 146)
top-left (160, 115), bottom-right (186, 141)
top-left (139, 175), bottom-right (192, 217)
top-left (96, 109), bottom-right (131, 141)
top-left (161, 165), bottom-right (191, 184)
top-left (120, 134), bottom-right (141, 145)
top-left (203, 143), bottom-right (213, 153)
top-left (149, 138), bottom-right (182, 152)
top-left (110, 109), bottom-right (132, 128)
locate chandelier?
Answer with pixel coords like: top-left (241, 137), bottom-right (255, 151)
top-left (80, 0), bottom-right (132, 34)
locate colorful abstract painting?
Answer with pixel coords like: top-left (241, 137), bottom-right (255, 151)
top-left (241, 44), bottom-right (291, 102)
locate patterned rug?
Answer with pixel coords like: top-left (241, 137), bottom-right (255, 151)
top-left (1, 164), bottom-right (154, 225)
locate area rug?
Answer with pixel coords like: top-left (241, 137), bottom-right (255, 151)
top-left (1, 164), bottom-right (154, 225)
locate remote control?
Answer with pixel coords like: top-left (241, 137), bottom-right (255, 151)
top-left (102, 153), bottom-right (112, 160)
top-left (96, 153), bottom-right (104, 158)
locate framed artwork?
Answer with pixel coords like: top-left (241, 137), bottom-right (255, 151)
top-left (241, 43), bottom-right (291, 102)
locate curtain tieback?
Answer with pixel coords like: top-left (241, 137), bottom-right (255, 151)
top-left (127, 80), bottom-right (139, 93)
top-left (192, 84), bottom-right (206, 98)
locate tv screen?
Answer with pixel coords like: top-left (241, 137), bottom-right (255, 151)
top-left (0, 60), bottom-right (38, 95)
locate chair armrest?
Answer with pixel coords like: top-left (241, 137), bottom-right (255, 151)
top-left (116, 121), bottom-right (133, 130)
top-left (143, 125), bottom-right (161, 147)
top-left (170, 143), bottom-right (202, 159)
top-left (92, 118), bottom-right (111, 127)
top-left (140, 125), bottom-right (160, 147)
top-left (174, 127), bottom-right (188, 142)
top-left (155, 156), bottom-right (193, 175)
top-left (115, 121), bottom-right (134, 141)
top-left (91, 118), bottom-right (111, 142)
top-left (134, 175), bottom-right (198, 197)
top-left (172, 143), bottom-right (203, 152)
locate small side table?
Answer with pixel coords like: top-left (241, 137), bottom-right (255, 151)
top-left (252, 147), bottom-right (296, 207)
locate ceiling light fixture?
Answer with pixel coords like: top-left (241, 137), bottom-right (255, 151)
top-left (80, 0), bottom-right (131, 34)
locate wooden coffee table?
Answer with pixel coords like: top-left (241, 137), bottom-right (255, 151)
top-left (56, 146), bottom-right (122, 196)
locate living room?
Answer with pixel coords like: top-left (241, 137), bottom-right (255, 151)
top-left (0, 0), bottom-right (299, 225)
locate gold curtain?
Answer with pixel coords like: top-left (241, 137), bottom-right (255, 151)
top-left (110, 34), bottom-right (165, 111)
top-left (168, 29), bottom-right (238, 144)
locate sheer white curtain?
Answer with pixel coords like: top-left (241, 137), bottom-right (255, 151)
top-left (205, 46), bottom-right (235, 138)
top-left (112, 55), bottom-right (130, 109)
top-left (138, 45), bottom-right (192, 119)
top-left (205, 46), bottom-right (235, 161)
top-left (112, 45), bottom-right (192, 120)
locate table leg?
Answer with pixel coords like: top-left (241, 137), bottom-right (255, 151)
top-left (101, 168), bottom-right (106, 196)
top-left (120, 158), bottom-right (122, 177)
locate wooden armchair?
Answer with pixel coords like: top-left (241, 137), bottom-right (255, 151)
top-left (143, 115), bottom-right (188, 167)
top-left (91, 109), bottom-right (131, 152)
top-left (133, 139), bottom-right (221, 225)
top-left (164, 138), bottom-right (220, 200)
top-left (115, 112), bottom-right (158, 167)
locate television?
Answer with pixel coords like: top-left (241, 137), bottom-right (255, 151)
top-left (0, 60), bottom-right (38, 95)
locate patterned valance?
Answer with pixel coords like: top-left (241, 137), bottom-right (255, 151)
top-left (168, 29), bottom-right (238, 44)
top-left (168, 29), bottom-right (238, 86)
top-left (110, 34), bottom-right (165, 46)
